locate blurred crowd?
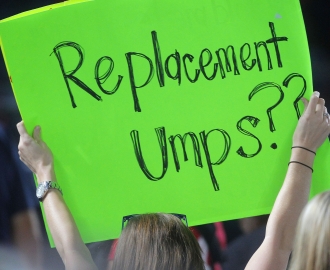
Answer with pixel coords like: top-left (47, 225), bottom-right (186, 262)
top-left (0, 0), bottom-right (329, 269)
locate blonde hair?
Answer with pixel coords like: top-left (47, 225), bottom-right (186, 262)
top-left (290, 190), bottom-right (330, 270)
top-left (111, 213), bottom-right (205, 270)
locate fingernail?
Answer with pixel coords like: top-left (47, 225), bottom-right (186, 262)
top-left (314, 91), bottom-right (320, 96)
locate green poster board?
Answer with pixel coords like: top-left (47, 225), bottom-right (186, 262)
top-left (0, 0), bottom-right (329, 244)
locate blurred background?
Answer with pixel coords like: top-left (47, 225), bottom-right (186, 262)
top-left (0, 0), bottom-right (329, 269)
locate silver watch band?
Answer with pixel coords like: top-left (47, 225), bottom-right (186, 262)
top-left (36, 181), bottom-right (63, 201)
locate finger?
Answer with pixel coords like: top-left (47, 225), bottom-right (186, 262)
top-left (324, 107), bottom-right (329, 123)
top-left (305, 91), bottom-right (320, 115)
top-left (16, 121), bottom-right (28, 137)
top-left (316, 98), bottom-right (325, 118)
top-left (301, 97), bottom-right (309, 114)
top-left (33, 126), bottom-right (41, 143)
top-left (18, 139), bottom-right (26, 152)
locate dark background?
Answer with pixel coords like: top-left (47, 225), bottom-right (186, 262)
top-left (0, 1), bottom-right (329, 269)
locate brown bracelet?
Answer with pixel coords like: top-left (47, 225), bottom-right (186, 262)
top-left (291, 146), bottom-right (316, 155)
top-left (288, 161), bottom-right (313, 173)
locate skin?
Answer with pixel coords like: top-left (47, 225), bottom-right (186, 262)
top-left (245, 91), bottom-right (330, 270)
top-left (17, 91), bottom-right (330, 270)
top-left (17, 124), bottom-right (97, 270)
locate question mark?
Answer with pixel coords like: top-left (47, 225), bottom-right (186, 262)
top-left (248, 82), bottom-right (284, 132)
top-left (282, 74), bottom-right (327, 145)
top-left (282, 73), bottom-right (306, 119)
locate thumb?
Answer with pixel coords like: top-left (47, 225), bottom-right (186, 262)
top-left (33, 126), bottom-right (42, 142)
top-left (17, 121), bottom-right (28, 136)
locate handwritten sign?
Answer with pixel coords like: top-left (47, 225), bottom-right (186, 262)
top-left (1, 0), bottom-right (329, 244)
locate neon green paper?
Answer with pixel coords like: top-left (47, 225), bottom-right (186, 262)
top-left (0, 0), bottom-right (329, 245)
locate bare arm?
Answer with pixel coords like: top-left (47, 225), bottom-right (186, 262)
top-left (245, 92), bottom-right (330, 270)
top-left (17, 122), bottom-right (97, 270)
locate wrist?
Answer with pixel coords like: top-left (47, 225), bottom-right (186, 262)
top-left (292, 139), bottom-right (318, 153)
top-left (290, 147), bottom-right (315, 168)
top-left (36, 164), bottom-right (56, 183)
top-left (291, 146), bottom-right (316, 156)
top-left (36, 180), bottom-right (63, 201)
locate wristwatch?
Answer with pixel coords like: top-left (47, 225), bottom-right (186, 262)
top-left (36, 181), bottom-right (63, 201)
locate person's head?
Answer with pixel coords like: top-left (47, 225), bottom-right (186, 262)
top-left (290, 190), bottom-right (330, 270)
top-left (111, 213), bottom-right (205, 270)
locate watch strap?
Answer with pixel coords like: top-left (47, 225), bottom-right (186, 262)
top-left (36, 181), bottom-right (63, 201)
top-left (48, 181), bottom-right (63, 195)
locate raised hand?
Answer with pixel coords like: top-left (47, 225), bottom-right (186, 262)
top-left (17, 121), bottom-right (55, 182)
top-left (293, 91), bottom-right (330, 151)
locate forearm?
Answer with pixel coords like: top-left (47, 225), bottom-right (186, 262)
top-left (17, 122), bottom-right (97, 269)
top-left (245, 148), bottom-right (316, 270)
top-left (37, 168), bottom-right (96, 269)
top-left (265, 148), bottom-right (315, 251)
top-left (245, 92), bottom-right (330, 270)
top-left (43, 190), bottom-right (85, 259)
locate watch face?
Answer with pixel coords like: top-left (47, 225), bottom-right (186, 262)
top-left (36, 183), bottom-right (47, 198)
